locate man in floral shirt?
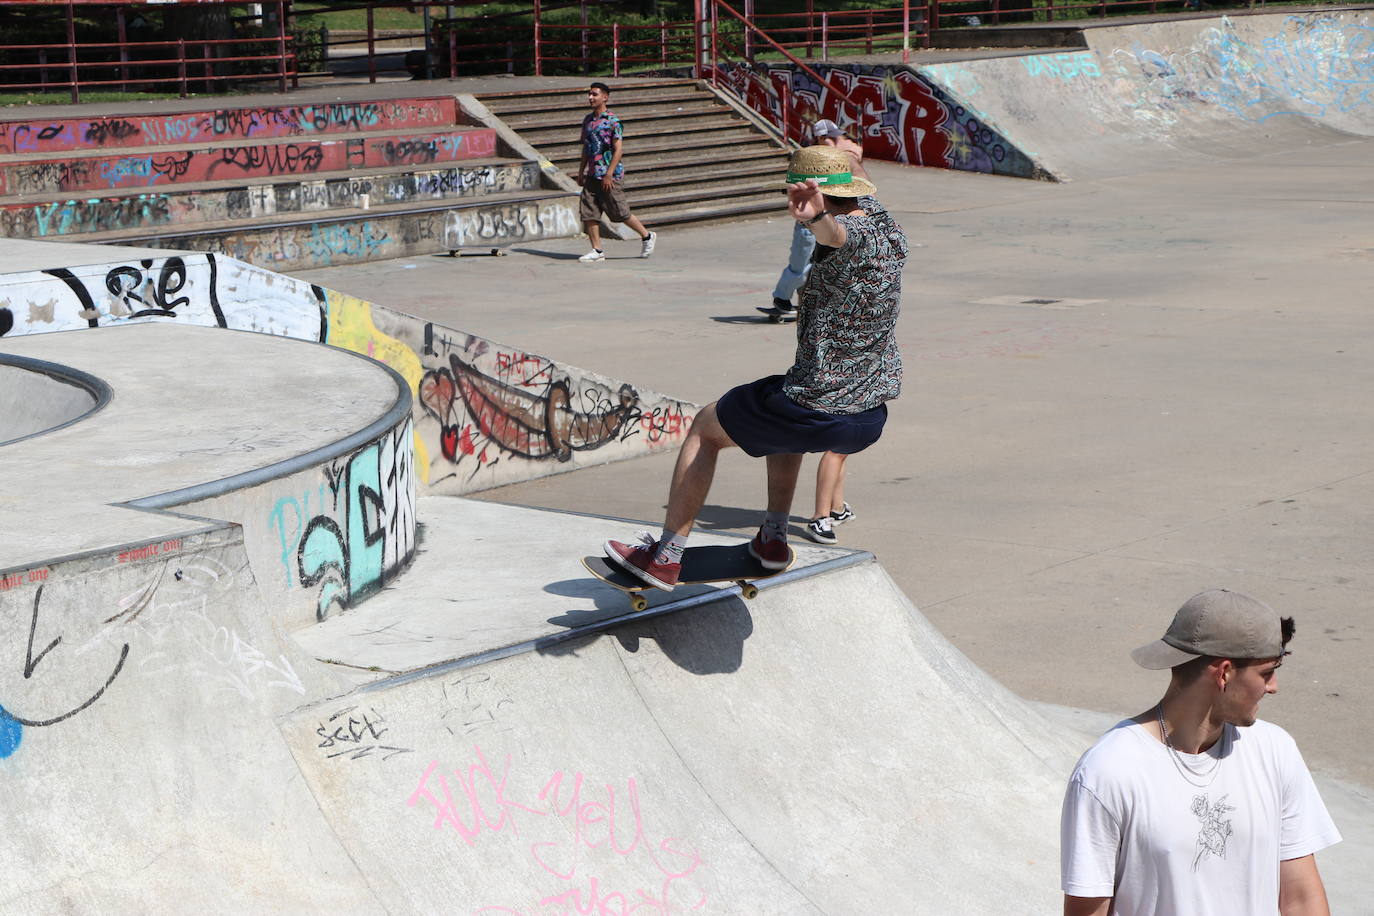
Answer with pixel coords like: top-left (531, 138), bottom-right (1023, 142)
top-left (603, 145), bottom-right (906, 589)
top-left (576, 82), bottom-right (657, 262)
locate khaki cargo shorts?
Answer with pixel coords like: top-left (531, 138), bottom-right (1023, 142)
top-left (579, 178), bottom-right (633, 223)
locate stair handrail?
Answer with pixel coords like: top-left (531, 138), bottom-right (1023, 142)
top-left (703, 0), bottom-right (871, 149)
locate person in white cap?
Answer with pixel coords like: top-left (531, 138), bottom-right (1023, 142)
top-left (766, 119), bottom-right (869, 317)
top-left (1061, 589), bottom-right (1341, 916)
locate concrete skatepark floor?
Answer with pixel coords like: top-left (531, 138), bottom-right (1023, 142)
top-left (301, 141), bottom-right (1374, 796)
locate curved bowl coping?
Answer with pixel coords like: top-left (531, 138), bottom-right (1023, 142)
top-left (0, 352), bottom-right (112, 448)
top-left (360, 549), bottom-right (878, 691)
top-left (127, 347), bottom-right (413, 512)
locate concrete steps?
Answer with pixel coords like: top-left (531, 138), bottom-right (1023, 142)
top-left (69, 187), bottom-right (579, 270)
top-left (0, 95), bottom-right (585, 268)
top-left (478, 78), bottom-right (789, 230)
top-left (0, 158), bottom-right (542, 240)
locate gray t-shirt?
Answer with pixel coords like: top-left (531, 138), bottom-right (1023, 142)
top-left (784, 196), bottom-right (906, 414)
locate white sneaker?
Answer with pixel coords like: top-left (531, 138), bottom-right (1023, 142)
top-left (640, 231), bottom-right (657, 258)
top-left (803, 516), bottom-right (836, 544)
top-left (579, 249), bottom-right (605, 262)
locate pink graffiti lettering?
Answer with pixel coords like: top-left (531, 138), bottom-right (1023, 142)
top-left (406, 749), bottom-right (546, 845)
top-left (408, 749), bottom-right (707, 914)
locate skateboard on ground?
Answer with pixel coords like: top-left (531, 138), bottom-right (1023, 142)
top-left (756, 305), bottom-right (798, 323)
top-left (582, 543), bottom-right (794, 611)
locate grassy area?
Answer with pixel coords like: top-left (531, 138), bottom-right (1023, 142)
top-left (293, 2), bottom-right (429, 30)
top-left (0, 90), bottom-right (188, 107)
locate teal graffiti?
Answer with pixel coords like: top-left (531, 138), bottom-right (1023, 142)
top-left (285, 429), bottom-right (408, 620)
top-left (1022, 52), bottom-right (1103, 80)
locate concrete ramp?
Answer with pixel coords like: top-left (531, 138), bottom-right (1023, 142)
top-left (921, 10), bottom-right (1374, 180)
top-left (279, 558), bottom-right (1078, 913)
top-left (0, 529), bottom-right (374, 913)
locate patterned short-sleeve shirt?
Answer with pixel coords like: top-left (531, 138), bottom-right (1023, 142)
top-left (784, 196), bottom-right (907, 414)
top-left (582, 111), bottom-right (624, 180)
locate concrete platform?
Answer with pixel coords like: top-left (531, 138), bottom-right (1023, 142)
top-left (0, 323), bottom-right (402, 571)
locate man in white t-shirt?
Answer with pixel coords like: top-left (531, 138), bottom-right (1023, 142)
top-left (1060, 589), bottom-right (1341, 916)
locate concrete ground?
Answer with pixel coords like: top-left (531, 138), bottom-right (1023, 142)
top-left (299, 140), bottom-right (1374, 794)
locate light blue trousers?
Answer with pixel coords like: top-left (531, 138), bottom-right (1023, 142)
top-left (772, 222), bottom-right (816, 301)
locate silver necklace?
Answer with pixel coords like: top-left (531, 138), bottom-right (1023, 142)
top-left (1157, 704), bottom-right (1225, 788)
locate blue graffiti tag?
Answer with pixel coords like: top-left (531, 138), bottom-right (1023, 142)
top-left (0, 706), bottom-right (22, 759)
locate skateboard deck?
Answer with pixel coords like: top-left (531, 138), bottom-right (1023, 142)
top-left (582, 543), bottom-right (793, 611)
top-left (756, 305), bottom-right (798, 323)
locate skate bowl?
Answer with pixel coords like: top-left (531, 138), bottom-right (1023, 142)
top-left (0, 319), bottom-right (1084, 912)
top-left (0, 354), bottom-right (106, 445)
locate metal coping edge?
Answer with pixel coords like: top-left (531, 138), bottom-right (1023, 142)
top-left (128, 346), bottom-right (413, 510)
top-left (0, 352), bottom-right (113, 448)
top-left (358, 549), bottom-right (877, 694)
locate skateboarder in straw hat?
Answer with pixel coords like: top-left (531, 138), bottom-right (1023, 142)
top-left (603, 145), bottom-right (908, 590)
top-left (1061, 588), bottom-right (1341, 915)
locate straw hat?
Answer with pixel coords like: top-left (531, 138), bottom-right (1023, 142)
top-left (785, 144), bottom-right (876, 197)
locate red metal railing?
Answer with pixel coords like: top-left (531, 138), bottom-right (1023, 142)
top-left (704, 0), bottom-right (890, 146)
top-left (0, 0), bottom-right (296, 101)
top-left (745, 6), bottom-right (919, 60)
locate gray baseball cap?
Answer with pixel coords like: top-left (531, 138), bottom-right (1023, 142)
top-left (811, 119), bottom-right (844, 139)
top-left (1131, 589), bottom-right (1285, 669)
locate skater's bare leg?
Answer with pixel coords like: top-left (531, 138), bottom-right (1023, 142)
top-left (813, 451), bottom-right (848, 518)
top-left (584, 220), bottom-right (602, 250)
top-left (765, 453), bottom-right (805, 516)
top-left (664, 403), bottom-right (737, 537)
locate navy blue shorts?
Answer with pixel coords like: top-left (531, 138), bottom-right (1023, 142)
top-left (715, 375), bottom-right (888, 458)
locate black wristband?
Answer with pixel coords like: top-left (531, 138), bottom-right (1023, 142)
top-left (806, 210), bottom-right (830, 225)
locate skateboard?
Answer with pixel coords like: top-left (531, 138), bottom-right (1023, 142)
top-left (448, 247), bottom-right (508, 258)
top-left (756, 305), bottom-right (798, 323)
top-left (582, 543), bottom-right (793, 611)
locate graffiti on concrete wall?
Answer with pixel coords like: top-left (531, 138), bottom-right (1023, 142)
top-left (0, 251), bottom-right (695, 495)
top-left (407, 746), bottom-right (707, 912)
top-left (266, 419), bottom-right (417, 620)
top-left (0, 98), bottom-right (456, 156)
top-left (0, 534), bottom-right (306, 759)
top-left (417, 326), bottom-right (693, 487)
top-left (0, 162), bottom-right (542, 242)
top-left (2, 130), bottom-right (498, 196)
top-left (0, 252), bottom-right (326, 340)
top-left (710, 62), bottom-right (1043, 179)
top-left (443, 198), bottom-right (580, 250)
top-left (126, 192), bottom-right (575, 271)
top-left (1107, 14), bottom-right (1374, 124)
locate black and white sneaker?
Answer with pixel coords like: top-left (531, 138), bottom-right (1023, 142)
top-left (829, 502), bottom-right (855, 525)
top-left (804, 516), bottom-right (837, 544)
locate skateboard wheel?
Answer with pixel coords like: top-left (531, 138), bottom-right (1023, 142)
top-left (631, 594), bottom-right (648, 611)
top-left (741, 583), bottom-right (759, 600)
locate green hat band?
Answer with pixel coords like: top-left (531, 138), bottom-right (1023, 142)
top-left (787, 170), bottom-right (854, 185)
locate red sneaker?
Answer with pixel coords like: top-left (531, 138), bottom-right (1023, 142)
top-left (604, 533), bottom-right (681, 590)
top-left (749, 531), bottom-right (793, 570)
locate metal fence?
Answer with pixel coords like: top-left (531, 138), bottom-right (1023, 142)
top-left (0, 0), bottom-right (298, 101)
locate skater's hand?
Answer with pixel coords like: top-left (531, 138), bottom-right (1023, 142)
top-left (788, 179), bottom-right (825, 223)
top-left (601, 174), bottom-right (614, 191)
top-left (789, 179), bottom-right (846, 248)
